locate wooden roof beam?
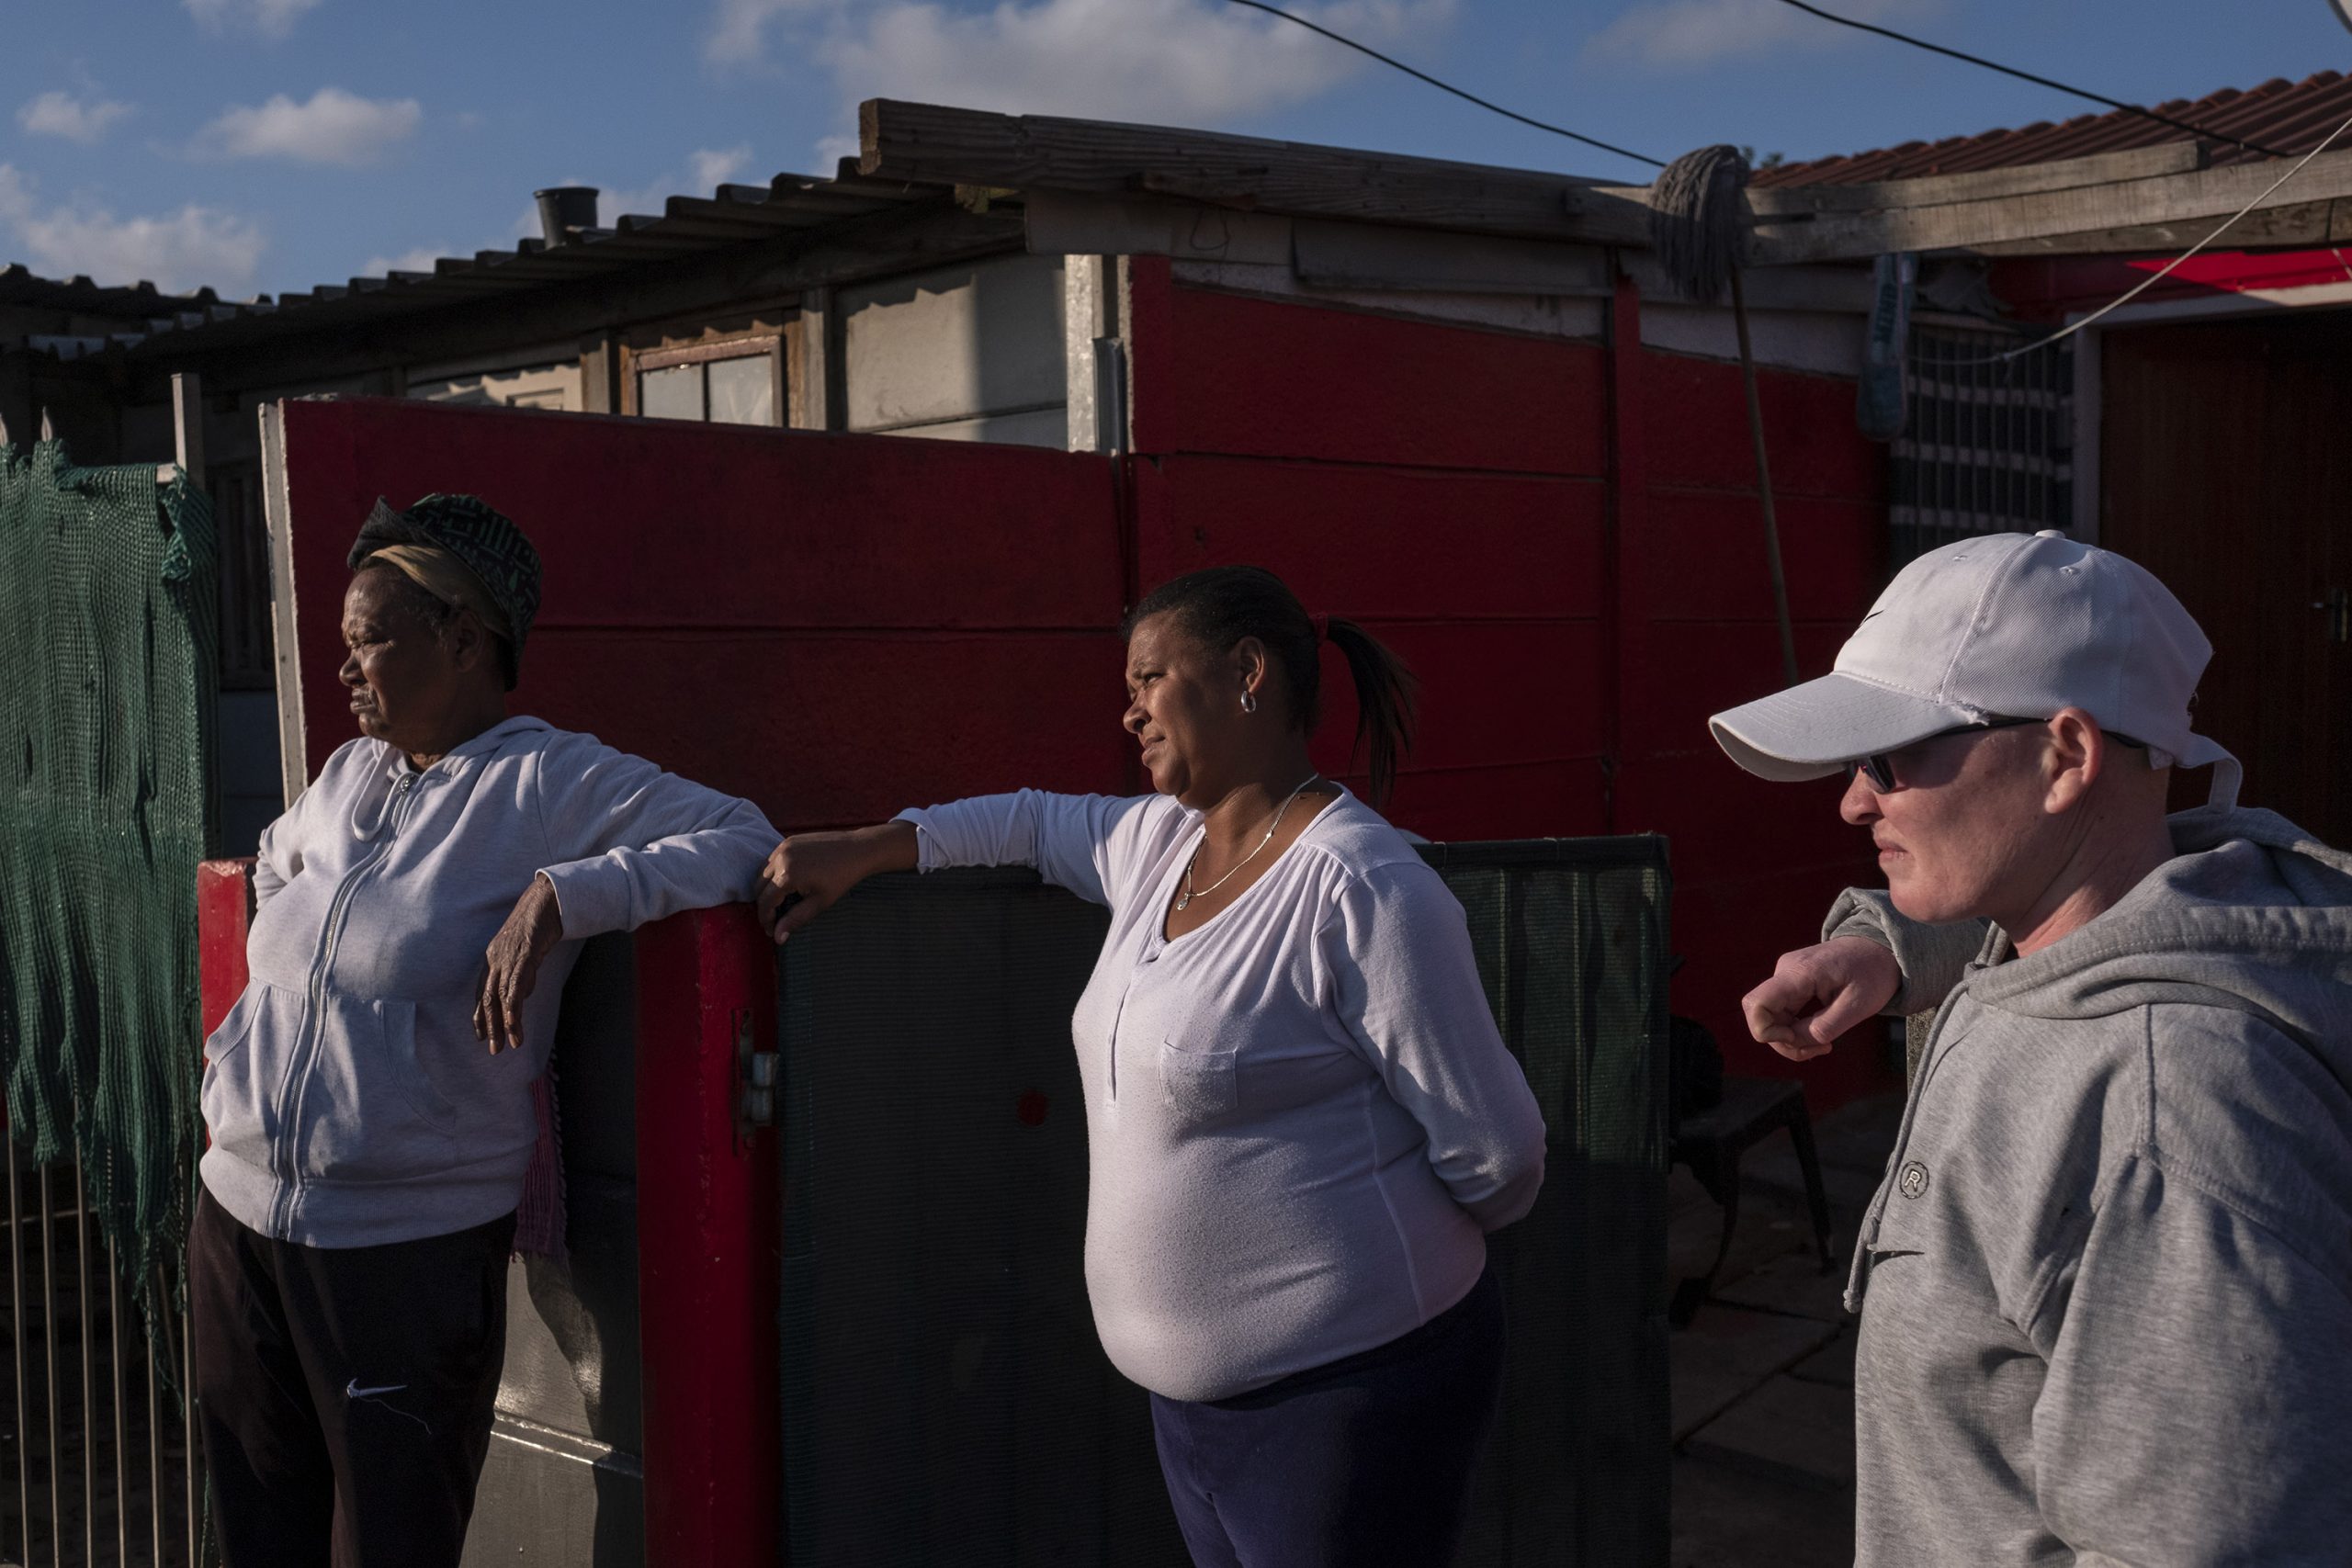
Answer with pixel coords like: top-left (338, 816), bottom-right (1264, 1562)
top-left (859, 97), bottom-right (1653, 245)
top-left (1966, 196), bottom-right (2352, 256)
top-left (1747, 147), bottom-right (2352, 264)
top-left (1742, 142), bottom-right (2207, 216)
top-left (1587, 145), bottom-right (2219, 261)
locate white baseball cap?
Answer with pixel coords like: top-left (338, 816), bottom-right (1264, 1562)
top-left (1709, 530), bottom-right (2240, 807)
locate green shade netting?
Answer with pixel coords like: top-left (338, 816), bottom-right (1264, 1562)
top-left (0, 439), bottom-right (218, 1296)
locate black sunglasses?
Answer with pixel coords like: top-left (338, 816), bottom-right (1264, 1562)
top-left (1843, 716), bottom-right (2043, 792)
top-left (1844, 716), bottom-right (2152, 792)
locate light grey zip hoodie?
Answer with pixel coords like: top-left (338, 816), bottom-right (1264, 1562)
top-left (1824, 806), bottom-right (2352, 1566)
top-left (201, 716), bottom-right (775, 1248)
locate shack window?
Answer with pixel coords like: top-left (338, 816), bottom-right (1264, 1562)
top-left (631, 339), bottom-right (781, 426)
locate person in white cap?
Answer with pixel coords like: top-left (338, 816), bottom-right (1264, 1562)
top-left (1711, 530), bottom-right (2352, 1566)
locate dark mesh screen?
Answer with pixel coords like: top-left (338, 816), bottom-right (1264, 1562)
top-left (1, 443), bottom-right (217, 1303)
top-left (779, 838), bottom-right (1670, 1567)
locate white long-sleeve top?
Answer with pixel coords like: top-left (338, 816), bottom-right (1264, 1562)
top-left (895, 786), bottom-right (1546, 1403)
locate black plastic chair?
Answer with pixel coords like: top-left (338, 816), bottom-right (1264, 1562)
top-left (1668, 1075), bottom-right (1835, 1325)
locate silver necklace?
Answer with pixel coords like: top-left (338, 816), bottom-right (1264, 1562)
top-left (1178, 773), bottom-right (1322, 911)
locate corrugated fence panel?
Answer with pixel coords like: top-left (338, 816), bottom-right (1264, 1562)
top-left (1136, 272), bottom-right (1611, 475)
top-left (273, 397), bottom-right (1136, 829)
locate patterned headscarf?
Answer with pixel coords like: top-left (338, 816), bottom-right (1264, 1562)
top-left (348, 494), bottom-right (543, 689)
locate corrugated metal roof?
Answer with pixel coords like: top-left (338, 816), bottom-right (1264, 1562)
top-left (0, 266), bottom-right (221, 319)
top-left (1758, 71), bottom-right (2352, 186)
top-left (6, 164), bottom-right (943, 363)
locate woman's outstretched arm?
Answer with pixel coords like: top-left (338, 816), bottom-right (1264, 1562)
top-left (756, 820), bottom-right (918, 943)
top-left (758, 790), bottom-right (1172, 943)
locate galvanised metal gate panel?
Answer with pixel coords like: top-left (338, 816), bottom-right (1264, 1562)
top-left (778, 838), bottom-right (1670, 1567)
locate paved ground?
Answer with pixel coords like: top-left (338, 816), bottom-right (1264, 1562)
top-left (1668, 1089), bottom-right (1904, 1568)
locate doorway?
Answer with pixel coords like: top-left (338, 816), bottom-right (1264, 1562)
top-left (2098, 309), bottom-right (2350, 845)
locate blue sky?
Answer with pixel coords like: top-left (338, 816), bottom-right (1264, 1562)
top-left (0, 0), bottom-right (2343, 298)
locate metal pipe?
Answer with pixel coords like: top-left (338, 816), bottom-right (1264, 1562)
top-left (39, 1163), bottom-right (61, 1568)
top-left (152, 1268), bottom-right (192, 1568)
top-left (183, 1282), bottom-right (198, 1568)
top-left (109, 1239), bottom-right (127, 1567)
top-left (74, 1156), bottom-right (93, 1568)
top-left (148, 1270), bottom-right (163, 1568)
top-left (8, 1142), bottom-right (30, 1567)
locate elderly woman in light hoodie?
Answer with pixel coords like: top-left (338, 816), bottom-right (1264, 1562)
top-left (191, 494), bottom-right (775, 1568)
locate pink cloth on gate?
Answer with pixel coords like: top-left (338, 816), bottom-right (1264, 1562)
top-left (514, 1069), bottom-right (568, 1259)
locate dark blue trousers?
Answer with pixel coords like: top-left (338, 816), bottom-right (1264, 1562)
top-left (1149, 1266), bottom-right (1506, 1568)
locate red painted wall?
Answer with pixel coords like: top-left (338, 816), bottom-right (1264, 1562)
top-left (198, 858), bottom-right (256, 1040)
top-left (277, 398), bottom-right (1135, 827)
top-left (275, 276), bottom-right (1894, 1111)
top-left (1125, 259), bottom-right (1892, 1107)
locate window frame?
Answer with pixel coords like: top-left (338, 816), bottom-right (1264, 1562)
top-left (623, 335), bottom-right (786, 427)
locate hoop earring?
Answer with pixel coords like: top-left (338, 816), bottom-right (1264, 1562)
top-left (1240, 691), bottom-right (1258, 715)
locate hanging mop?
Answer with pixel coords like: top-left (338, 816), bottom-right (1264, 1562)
top-left (1647, 145), bottom-right (1801, 689)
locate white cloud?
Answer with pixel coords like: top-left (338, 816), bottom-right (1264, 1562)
top-left (185, 0), bottom-right (323, 39)
top-left (709, 0), bottom-right (1456, 141)
top-left (191, 87), bottom-right (422, 165)
top-left (707, 0), bottom-right (832, 65)
top-left (576, 146), bottom-right (764, 228)
top-left (690, 144), bottom-right (753, 189)
top-left (359, 244), bottom-right (447, 277)
top-left (1586, 0), bottom-right (1936, 69)
top-left (0, 165), bottom-right (34, 225)
top-left (0, 165), bottom-right (265, 293)
top-left (18, 90), bottom-right (134, 143)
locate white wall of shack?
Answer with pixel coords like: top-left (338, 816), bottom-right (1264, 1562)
top-left (838, 252), bottom-right (1070, 446)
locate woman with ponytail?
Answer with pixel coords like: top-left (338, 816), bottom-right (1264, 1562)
top-left (754, 565), bottom-right (1544, 1566)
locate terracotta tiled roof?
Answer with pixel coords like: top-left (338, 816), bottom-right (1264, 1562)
top-left (1757, 71), bottom-right (2352, 186)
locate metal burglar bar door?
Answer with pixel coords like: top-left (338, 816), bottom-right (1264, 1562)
top-left (777, 839), bottom-right (1670, 1568)
top-left (1889, 327), bottom-right (2072, 568)
top-left (0, 1147), bottom-right (201, 1567)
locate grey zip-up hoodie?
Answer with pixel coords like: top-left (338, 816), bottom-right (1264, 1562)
top-left (201, 716), bottom-right (775, 1248)
top-left (1824, 806), bottom-right (2352, 1565)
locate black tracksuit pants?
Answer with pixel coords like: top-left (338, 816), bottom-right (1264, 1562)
top-left (187, 1186), bottom-right (514, 1568)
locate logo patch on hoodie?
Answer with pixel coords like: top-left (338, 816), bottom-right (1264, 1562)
top-left (1899, 1161), bottom-right (1930, 1200)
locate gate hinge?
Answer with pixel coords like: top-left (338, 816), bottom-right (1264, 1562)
top-left (734, 1009), bottom-right (779, 1144)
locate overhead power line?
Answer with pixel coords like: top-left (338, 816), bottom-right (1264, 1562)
top-left (1221, 0), bottom-right (1667, 168)
top-left (1219, 0), bottom-right (2335, 371)
top-left (1765, 0), bottom-right (2287, 157)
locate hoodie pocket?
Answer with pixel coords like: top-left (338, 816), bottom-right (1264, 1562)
top-left (295, 995), bottom-right (458, 1183)
top-left (203, 987), bottom-right (262, 1067)
top-left (200, 984), bottom-right (288, 1170)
